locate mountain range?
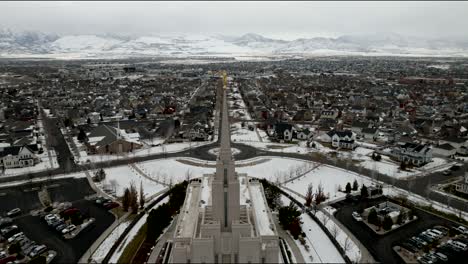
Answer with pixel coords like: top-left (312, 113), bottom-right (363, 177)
top-left (1, 29), bottom-right (467, 59)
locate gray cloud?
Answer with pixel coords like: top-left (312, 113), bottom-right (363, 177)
top-left (1, 1), bottom-right (467, 39)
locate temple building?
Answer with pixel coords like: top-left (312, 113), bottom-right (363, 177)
top-left (169, 77), bottom-right (279, 263)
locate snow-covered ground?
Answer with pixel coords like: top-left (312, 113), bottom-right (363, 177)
top-left (298, 212), bottom-right (345, 263)
top-left (284, 164), bottom-right (374, 202)
top-left (228, 84), bottom-right (261, 142)
top-left (317, 209), bottom-right (360, 262)
top-left (109, 196), bottom-right (170, 263)
top-left (236, 157), bottom-right (317, 183)
top-left (90, 220), bottom-right (131, 263)
top-left (98, 165), bottom-right (166, 198)
top-left (72, 137), bottom-right (211, 164)
top-left (136, 159), bottom-right (215, 184)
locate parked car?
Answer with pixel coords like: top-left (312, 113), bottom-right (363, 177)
top-left (0, 225), bottom-right (18, 236)
top-left (62, 225), bottom-right (76, 234)
top-left (6, 208), bottom-right (21, 217)
top-left (29, 245), bottom-right (47, 258)
top-left (0, 251), bottom-right (7, 259)
top-left (443, 170), bottom-right (452, 176)
top-left (7, 232), bottom-right (24, 243)
top-left (0, 218), bottom-right (12, 228)
top-left (62, 208), bottom-right (80, 216)
top-left (455, 225), bottom-right (468, 234)
top-left (104, 202), bottom-right (119, 209)
top-left (55, 224), bottom-right (68, 233)
top-left (0, 256), bottom-right (15, 264)
top-left (435, 252), bottom-right (448, 262)
top-left (449, 165), bottom-right (460, 171)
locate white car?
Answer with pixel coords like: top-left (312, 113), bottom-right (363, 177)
top-left (455, 225), bottom-right (468, 234)
top-left (62, 225), bottom-right (76, 234)
top-left (352, 212), bottom-right (363, 221)
top-left (7, 232), bottom-right (24, 243)
top-left (29, 245), bottom-right (47, 258)
top-left (6, 208), bottom-right (21, 217)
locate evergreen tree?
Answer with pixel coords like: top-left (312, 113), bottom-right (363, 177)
top-left (345, 182), bottom-right (352, 193)
top-left (139, 181), bottom-right (145, 209)
top-left (383, 215), bottom-right (393, 230)
top-left (87, 117), bottom-right (91, 124)
top-left (278, 202), bottom-right (301, 229)
top-left (129, 182), bottom-right (138, 213)
top-left (361, 184), bottom-right (369, 199)
top-left (122, 188), bottom-right (130, 211)
top-left (77, 128), bottom-right (87, 142)
top-left (367, 208), bottom-right (378, 225)
top-left (352, 179), bottom-right (359, 191)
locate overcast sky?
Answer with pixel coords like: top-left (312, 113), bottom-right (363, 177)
top-left (1, 1), bottom-right (467, 39)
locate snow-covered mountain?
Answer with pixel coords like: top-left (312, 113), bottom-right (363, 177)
top-left (1, 29), bottom-right (467, 59)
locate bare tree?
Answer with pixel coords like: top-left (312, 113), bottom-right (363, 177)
top-left (331, 224), bottom-right (340, 239)
top-left (185, 169), bottom-right (192, 182)
top-left (320, 213), bottom-right (330, 226)
top-left (343, 237), bottom-right (353, 253)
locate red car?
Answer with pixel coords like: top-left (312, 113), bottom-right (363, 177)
top-left (63, 208), bottom-right (80, 216)
top-left (104, 202), bottom-right (119, 209)
top-left (0, 256), bottom-right (16, 264)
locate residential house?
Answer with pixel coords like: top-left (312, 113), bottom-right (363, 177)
top-left (271, 123), bottom-right (293, 141)
top-left (391, 142), bottom-right (432, 166)
top-left (85, 124), bottom-right (143, 154)
top-left (296, 128), bottom-right (313, 141)
top-left (0, 145), bottom-right (40, 169)
top-left (455, 171), bottom-right (468, 194)
top-left (321, 130), bottom-right (356, 149)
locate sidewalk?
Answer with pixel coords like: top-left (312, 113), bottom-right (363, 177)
top-left (272, 213), bottom-right (306, 263)
top-left (78, 211), bottom-right (131, 263)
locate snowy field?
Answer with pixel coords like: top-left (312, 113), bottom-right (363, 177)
top-left (284, 164), bottom-right (374, 202)
top-left (99, 165), bottom-right (166, 198)
top-left (235, 157), bottom-right (317, 183)
top-left (136, 159), bottom-right (215, 183)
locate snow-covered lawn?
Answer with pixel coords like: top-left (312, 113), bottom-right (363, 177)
top-left (317, 209), bottom-right (360, 262)
top-left (99, 165), bottom-right (166, 198)
top-left (236, 157), bottom-right (317, 183)
top-left (359, 155), bottom-right (451, 179)
top-left (136, 159), bottom-right (215, 184)
top-left (284, 165), bottom-right (374, 202)
top-left (91, 220), bottom-right (131, 263)
top-left (298, 212), bottom-right (345, 263)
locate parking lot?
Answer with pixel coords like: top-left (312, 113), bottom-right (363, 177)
top-left (332, 196), bottom-right (467, 263)
top-left (0, 178), bottom-right (95, 213)
top-left (14, 200), bottom-right (114, 263)
top-left (1, 177), bottom-right (114, 263)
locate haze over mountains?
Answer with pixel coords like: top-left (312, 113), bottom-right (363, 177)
top-left (1, 29), bottom-right (468, 59)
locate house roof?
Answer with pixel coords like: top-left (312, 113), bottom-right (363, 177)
top-left (0, 145), bottom-right (36, 158)
top-left (362, 128), bottom-right (377, 134)
top-left (436, 143), bottom-right (455, 151)
top-left (275, 123), bottom-right (292, 134)
top-left (327, 130), bottom-right (353, 138)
